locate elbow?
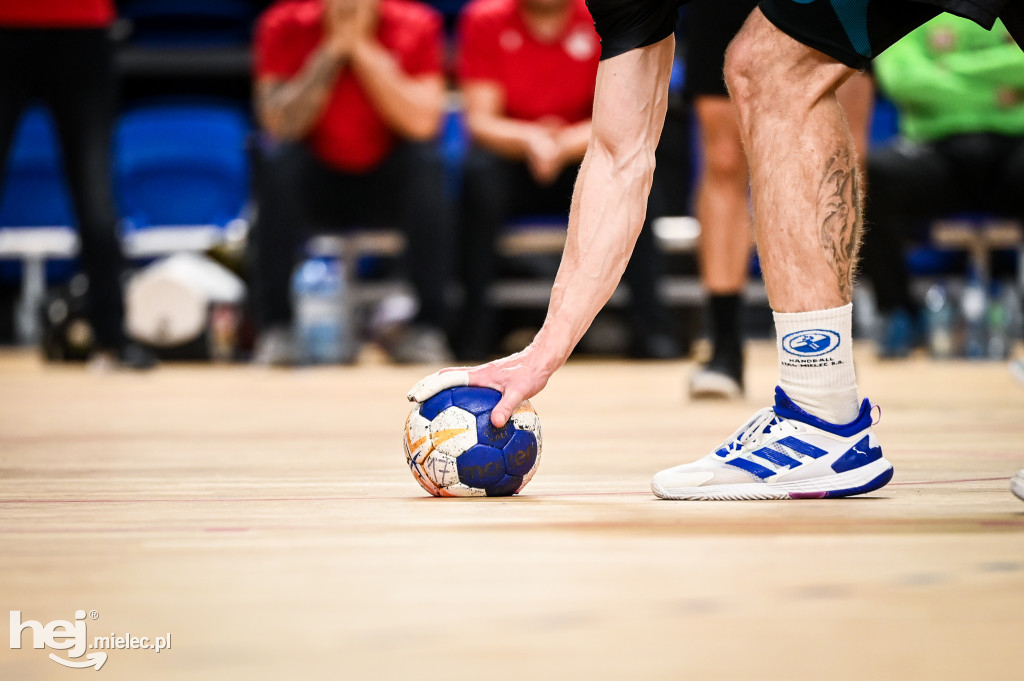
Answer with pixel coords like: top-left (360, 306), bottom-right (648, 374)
top-left (591, 131), bottom-right (656, 189)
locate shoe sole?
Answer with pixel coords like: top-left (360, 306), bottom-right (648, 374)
top-left (652, 458), bottom-right (894, 501)
top-left (1012, 472), bottom-right (1024, 502)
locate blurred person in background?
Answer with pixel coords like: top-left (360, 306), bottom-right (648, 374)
top-left (251, 0), bottom-right (455, 365)
top-left (860, 14), bottom-right (1024, 358)
top-left (684, 0), bottom-right (872, 399)
top-left (0, 0), bottom-right (155, 369)
top-left (454, 0), bottom-right (679, 361)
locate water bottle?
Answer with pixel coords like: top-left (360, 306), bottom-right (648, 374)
top-left (961, 278), bottom-right (987, 360)
top-left (292, 236), bottom-right (356, 364)
top-left (986, 282), bottom-right (1013, 360)
top-left (923, 283), bottom-right (955, 359)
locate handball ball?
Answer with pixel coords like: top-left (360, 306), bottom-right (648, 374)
top-left (404, 387), bottom-right (542, 497)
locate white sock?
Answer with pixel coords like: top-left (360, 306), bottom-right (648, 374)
top-left (773, 303), bottom-right (859, 424)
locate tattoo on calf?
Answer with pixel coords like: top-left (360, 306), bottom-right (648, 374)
top-left (817, 150), bottom-right (862, 301)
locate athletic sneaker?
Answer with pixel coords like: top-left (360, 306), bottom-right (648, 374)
top-left (689, 364), bottom-right (743, 399)
top-left (652, 386), bottom-right (894, 500)
top-left (1012, 470), bottom-right (1024, 502)
top-left (689, 352), bottom-right (744, 400)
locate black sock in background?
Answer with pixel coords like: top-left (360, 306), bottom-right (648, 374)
top-left (708, 293), bottom-right (743, 365)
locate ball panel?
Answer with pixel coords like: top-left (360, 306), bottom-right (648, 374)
top-left (420, 389), bottom-right (453, 421)
top-left (409, 460), bottom-right (441, 496)
top-left (404, 409), bottom-right (432, 464)
top-left (502, 430), bottom-right (538, 477)
top-left (438, 483), bottom-right (487, 497)
top-left (476, 412), bottom-right (513, 448)
top-left (486, 474), bottom-right (523, 497)
top-left (423, 451), bottom-right (461, 489)
top-left (456, 444), bottom-right (506, 488)
top-left (519, 454), bottom-right (541, 489)
top-left (510, 402), bottom-right (542, 451)
top-left (449, 387), bottom-right (502, 415)
top-left (429, 406), bottom-right (477, 457)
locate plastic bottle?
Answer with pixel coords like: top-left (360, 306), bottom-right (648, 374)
top-left (292, 236), bottom-right (356, 364)
top-left (986, 282), bottom-right (1013, 360)
top-left (961, 277), bottom-right (987, 360)
top-left (923, 283), bottom-right (956, 359)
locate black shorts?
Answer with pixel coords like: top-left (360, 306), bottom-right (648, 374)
top-left (589, 0), bottom-right (1012, 68)
top-left (683, 0), bottom-right (759, 98)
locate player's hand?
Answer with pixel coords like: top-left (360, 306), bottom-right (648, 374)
top-left (524, 129), bottom-right (562, 185)
top-left (324, 0), bottom-right (376, 58)
top-left (407, 347), bottom-right (553, 428)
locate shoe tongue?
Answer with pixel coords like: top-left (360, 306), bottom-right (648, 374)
top-left (774, 386), bottom-right (803, 413)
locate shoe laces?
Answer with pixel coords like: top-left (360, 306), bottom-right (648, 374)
top-left (718, 407), bottom-right (795, 457)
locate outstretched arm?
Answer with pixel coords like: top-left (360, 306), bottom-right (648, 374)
top-left (409, 37), bottom-right (676, 426)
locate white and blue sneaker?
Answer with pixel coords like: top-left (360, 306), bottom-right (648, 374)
top-left (652, 387), bottom-right (894, 500)
top-left (1012, 470), bottom-right (1024, 502)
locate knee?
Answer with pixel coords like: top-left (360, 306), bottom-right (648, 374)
top-left (723, 20), bottom-right (762, 106)
top-left (724, 10), bottom-right (849, 117)
top-left (461, 146), bottom-right (509, 196)
top-left (256, 142), bottom-right (309, 196)
top-left (702, 135), bottom-right (748, 183)
top-left (397, 139), bottom-right (444, 169)
top-left (463, 146), bottom-right (503, 175)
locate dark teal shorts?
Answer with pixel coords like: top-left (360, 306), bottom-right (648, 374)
top-left (588, 0), bottom-right (1013, 68)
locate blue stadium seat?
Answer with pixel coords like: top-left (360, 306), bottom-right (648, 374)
top-left (114, 102), bottom-right (250, 233)
top-left (870, 95), bottom-right (900, 149)
top-left (0, 108), bottom-right (75, 228)
top-left (0, 108), bottom-right (78, 288)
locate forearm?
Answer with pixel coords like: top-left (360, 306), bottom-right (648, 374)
top-left (941, 47), bottom-right (1024, 88)
top-left (531, 141), bottom-right (655, 366)
top-left (875, 37), bottom-right (971, 109)
top-left (350, 39), bottom-right (443, 139)
top-left (528, 43), bottom-right (672, 368)
top-left (257, 47), bottom-right (345, 141)
top-left (556, 119), bottom-right (592, 162)
top-left (467, 114), bottom-right (548, 159)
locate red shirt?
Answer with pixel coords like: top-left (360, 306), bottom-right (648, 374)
top-left (458, 0), bottom-right (599, 125)
top-left (0, 0), bottom-right (114, 27)
top-left (255, 0), bottom-right (443, 172)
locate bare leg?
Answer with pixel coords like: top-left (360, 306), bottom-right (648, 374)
top-left (695, 96), bottom-right (753, 294)
top-left (837, 72), bottom-right (873, 174)
top-left (725, 10), bottom-right (868, 423)
top-left (725, 9), bottom-right (859, 312)
top-left (690, 95), bottom-right (752, 396)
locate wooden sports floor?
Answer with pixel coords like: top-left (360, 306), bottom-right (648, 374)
top-left (1, 342), bottom-right (1022, 680)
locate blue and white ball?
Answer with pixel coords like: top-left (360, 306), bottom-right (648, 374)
top-left (404, 387), bottom-right (542, 497)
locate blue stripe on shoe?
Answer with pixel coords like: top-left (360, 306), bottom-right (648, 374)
top-left (823, 465), bottom-right (893, 498)
top-left (831, 435), bottom-right (882, 473)
top-left (777, 436), bottom-right (828, 459)
top-left (752, 447), bottom-right (801, 469)
top-left (725, 457), bottom-right (776, 480)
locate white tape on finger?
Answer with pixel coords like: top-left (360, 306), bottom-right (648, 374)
top-left (406, 370), bottom-right (470, 403)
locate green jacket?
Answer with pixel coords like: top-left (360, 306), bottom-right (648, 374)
top-left (874, 15), bottom-right (1024, 142)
